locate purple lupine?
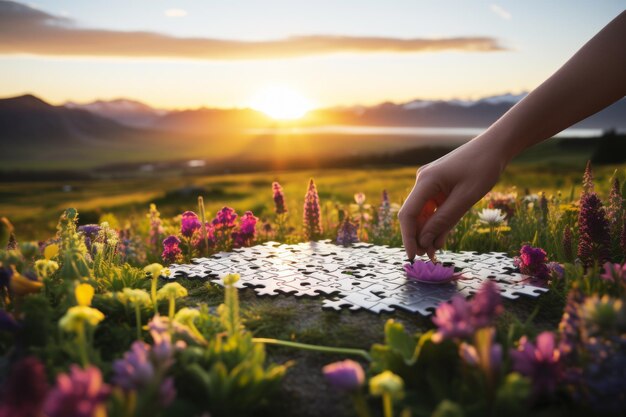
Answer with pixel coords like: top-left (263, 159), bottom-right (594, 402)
top-left (272, 181), bottom-right (287, 215)
top-left (547, 262), bottom-right (565, 279)
top-left (599, 261), bottom-right (626, 283)
top-left (470, 280), bottom-right (503, 328)
top-left (112, 341), bottom-right (155, 390)
top-left (180, 211), bottom-right (202, 238)
top-left (161, 235), bottom-right (182, 263)
top-left (558, 289), bottom-right (584, 360)
top-left (577, 192), bottom-right (611, 267)
top-left (373, 190), bottom-right (393, 240)
top-left (432, 296), bottom-right (474, 342)
top-left (322, 360), bottom-right (365, 392)
top-left (514, 245), bottom-right (550, 279)
top-left (0, 357), bottom-right (48, 417)
top-left (582, 160), bottom-right (594, 195)
top-left (562, 226), bottom-right (573, 262)
top-left (606, 177), bottom-right (623, 235)
top-left (303, 179), bottom-right (322, 240)
top-left (232, 211), bottom-right (258, 248)
top-left (148, 204), bottom-right (164, 251)
top-left (336, 218), bottom-right (359, 246)
top-left (510, 332), bottom-right (562, 395)
top-left (44, 365), bottom-right (110, 417)
top-left (621, 214), bottom-right (626, 258)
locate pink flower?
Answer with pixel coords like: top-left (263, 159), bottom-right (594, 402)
top-left (514, 245), bottom-right (549, 279)
top-left (322, 360), bottom-right (365, 392)
top-left (510, 332), bottom-right (562, 395)
top-left (354, 192), bottom-right (366, 205)
top-left (404, 260), bottom-right (455, 284)
top-left (232, 211), bottom-right (258, 248)
top-left (432, 296), bottom-right (474, 342)
top-left (44, 366), bottom-right (110, 417)
top-left (162, 235), bottom-right (182, 263)
top-left (180, 211), bottom-right (201, 238)
top-left (303, 179), bottom-right (322, 240)
top-left (470, 280), bottom-right (503, 327)
top-left (599, 262), bottom-right (626, 282)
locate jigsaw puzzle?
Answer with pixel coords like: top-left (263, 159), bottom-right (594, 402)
top-left (165, 240), bottom-right (548, 316)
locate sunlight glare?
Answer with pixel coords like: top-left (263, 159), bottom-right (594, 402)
top-left (249, 85), bottom-right (313, 120)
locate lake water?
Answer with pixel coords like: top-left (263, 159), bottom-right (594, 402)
top-left (246, 125), bottom-right (605, 138)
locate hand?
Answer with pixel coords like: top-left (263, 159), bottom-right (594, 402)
top-left (398, 135), bottom-right (507, 260)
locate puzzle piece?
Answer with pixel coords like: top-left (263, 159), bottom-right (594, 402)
top-left (166, 241), bottom-right (548, 316)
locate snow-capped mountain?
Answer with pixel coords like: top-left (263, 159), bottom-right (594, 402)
top-left (64, 99), bottom-right (167, 128)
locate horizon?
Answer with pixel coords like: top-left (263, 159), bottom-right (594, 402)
top-left (0, 0), bottom-right (623, 111)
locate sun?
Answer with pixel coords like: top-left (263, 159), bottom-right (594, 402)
top-left (249, 85), bottom-right (313, 120)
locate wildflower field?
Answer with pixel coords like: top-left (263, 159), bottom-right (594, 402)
top-left (1, 161), bottom-right (626, 417)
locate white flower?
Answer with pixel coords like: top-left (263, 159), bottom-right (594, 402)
top-left (477, 208), bottom-right (507, 226)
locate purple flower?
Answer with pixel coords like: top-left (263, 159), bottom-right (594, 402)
top-left (404, 260), bottom-right (455, 283)
top-left (599, 262), bottom-right (626, 283)
top-left (232, 211), bottom-right (258, 248)
top-left (322, 360), bottom-right (365, 392)
top-left (0, 309), bottom-right (20, 333)
top-left (162, 235), bottom-right (182, 263)
top-left (0, 357), bottom-right (48, 417)
top-left (193, 222), bottom-right (216, 253)
top-left (562, 226), bottom-right (573, 262)
top-left (159, 377), bottom-right (176, 407)
top-left (470, 280), bottom-right (503, 327)
top-left (514, 245), bottom-right (550, 279)
top-left (547, 262), bottom-right (565, 279)
top-left (459, 329), bottom-right (503, 377)
top-left (510, 332), bottom-right (562, 395)
top-left (180, 211), bottom-right (202, 238)
top-left (303, 179), bottom-right (322, 240)
top-left (212, 206), bottom-right (238, 231)
top-left (582, 160), bottom-right (594, 195)
top-left (606, 177), bottom-right (623, 234)
top-left (112, 341), bottom-right (155, 390)
top-left (273, 182), bottom-right (287, 215)
top-left (78, 224), bottom-right (101, 237)
top-left (558, 289), bottom-right (584, 359)
top-left (336, 218), bottom-right (359, 246)
top-left (44, 365), bottom-right (110, 417)
top-left (577, 192), bottom-right (611, 268)
top-left (432, 296), bottom-right (474, 342)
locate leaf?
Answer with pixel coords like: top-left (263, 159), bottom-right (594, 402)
top-left (385, 320), bottom-right (418, 364)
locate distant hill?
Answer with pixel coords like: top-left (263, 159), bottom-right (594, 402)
top-left (62, 92), bottom-right (625, 133)
top-left (0, 94), bottom-right (141, 145)
top-left (65, 98), bottom-right (167, 128)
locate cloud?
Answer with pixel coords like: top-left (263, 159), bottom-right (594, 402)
top-left (490, 4), bottom-right (512, 20)
top-left (0, 1), bottom-right (506, 60)
top-left (164, 8), bottom-right (187, 18)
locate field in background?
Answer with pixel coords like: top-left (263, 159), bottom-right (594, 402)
top-left (3, 148), bottom-right (624, 241)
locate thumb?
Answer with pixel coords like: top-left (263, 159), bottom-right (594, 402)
top-left (418, 188), bottom-right (474, 249)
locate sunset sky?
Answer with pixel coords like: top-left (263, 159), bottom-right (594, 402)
top-left (0, 0), bottom-right (623, 110)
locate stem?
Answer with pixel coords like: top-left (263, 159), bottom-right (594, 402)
top-left (352, 392), bottom-right (372, 417)
top-left (168, 296), bottom-right (175, 319)
top-left (252, 338), bottom-right (371, 361)
top-left (382, 393), bottom-right (393, 417)
top-left (77, 321), bottom-right (89, 367)
top-left (151, 278), bottom-right (158, 315)
top-left (135, 304), bottom-right (142, 340)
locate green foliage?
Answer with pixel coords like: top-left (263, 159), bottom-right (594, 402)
top-left (175, 277), bottom-right (288, 417)
top-left (56, 208), bottom-right (91, 280)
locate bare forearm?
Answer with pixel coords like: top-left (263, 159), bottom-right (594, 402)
top-left (484, 11), bottom-right (626, 162)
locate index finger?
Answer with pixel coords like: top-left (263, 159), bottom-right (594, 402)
top-left (399, 180), bottom-right (436, 260)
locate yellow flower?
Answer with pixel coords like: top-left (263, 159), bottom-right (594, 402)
top-left (157, 282), bottom-right (188, 300)
top-left (9, 267), bottom-right (43, 296)
top-left (369, 371), bottom-right (404, 399)
top-left (44, 243), bottom-right (59, 260)
top-left (476, 226), bottom-right (512, 234)
top-left (34, 259), bottom-right (59, 279)
top-left (223, 273), bottom-right (240, 286)
top-left (559, 203), bottom-right (579, 213)
top-left (75, 283), bottom-right (95, 306)
top-left (59, 306), bottom-right (105, 332)
top-left (174, 307), bottom-right (200, 324)
top-left (144, 263), bottom-right (166, 279)
top-left (122, 288), bottom-right (152, 307)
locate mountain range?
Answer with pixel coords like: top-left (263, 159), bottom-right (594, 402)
top-left (0, 92), bottom-right (624, 171)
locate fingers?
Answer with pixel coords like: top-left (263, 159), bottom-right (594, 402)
top-left (399, 179), bottom-right (437, 260)
top-left (419, 188), bottom-right (473, 250)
